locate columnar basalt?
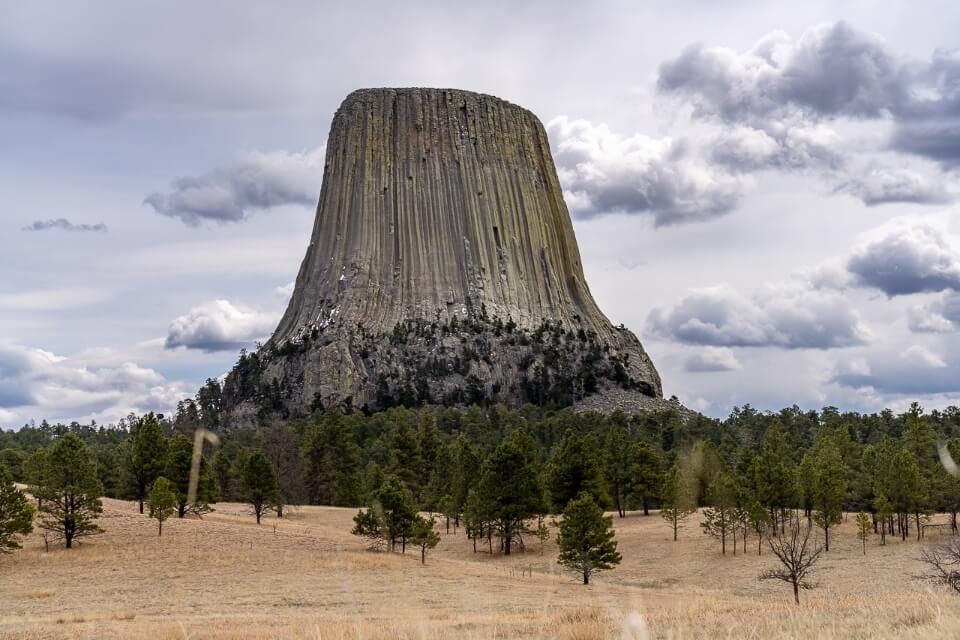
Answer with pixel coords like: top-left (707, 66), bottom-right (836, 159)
top-left (223, 88), bottom-right (665, 416)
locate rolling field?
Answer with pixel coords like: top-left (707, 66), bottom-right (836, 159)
top-left (1, 497), bottom-right (958, 639)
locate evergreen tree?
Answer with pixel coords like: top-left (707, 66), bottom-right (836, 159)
top-left (373, 477), bottom-right (418, 552)
top-left (351, 506), bottom-right (386, 550)
top-left (165, 434), bottom-right (194, 518)
top-left (36, 434), bottom-right (103, 549)
top-left (810, 438), bottom-right (846, 552)
top-left (604, 423), bottom-right (633, 518)
top-left (660, 464), bottom-right (695, 541)
top-left (479, 433), bottom-right (543, 555)
top-left (701, 471), bottom-right (737, 554)
top-left (148, 477), bottom-right (176, 536)
top-left (855, 511), bottom-right (871, 555)
top-left (242, 452), bottom-right (280, 524)
top-left (753, 422), bottom-right (797, 531)
top-left (631, 441), bottom-right (664, 516)
top-left (548, 430), bottom-right (608, 511)
top-left (129, 414), bottom-right (168, 514)
top-left (22, 448), bottom-right (48, 508)
top-left (409, 515), bottom-right (441, 564)
top-left (557, 493), bottom-right (622, 585)
top-left (874, 494), bottom-right (892, 545)
top-left (0, 466), bottom-right (34, 553)
top-left (302, 412), bottom-right (361, 506)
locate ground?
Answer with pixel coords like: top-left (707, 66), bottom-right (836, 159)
top-left (1, 498), bottom-right (958, 639)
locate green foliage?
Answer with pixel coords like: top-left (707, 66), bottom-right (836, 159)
top-left (548, 430), bottom-right (608, 511)
top-left (129, 414), bottom-right (168, 514)
top-left (351, 507), bottom-right (386, 550)
top-left (631, 441), bottom-right (664, 515)
top-left (409, 515), bottom-right (441, 563)
top-left (371, 477), bottom-right (418, 552)
top-left (0, 449), bottom-right (27, 481)
top-left (660, 464), bottom-right (696, 541)
top-left (479, 432), bottom-right (544, 555)
top-left (557, 493), bottom-right (621, 585)
top-left (242, 452), bottom-right (280, 524)
top-left (701, 471), bottom-right (737, 554)
top-left (36, 434), bottom-right (103, 549)
top-left (855, 511), bottom-right (871, 555)
top-left (302, 412), bottom-right (361, 506)
top-left (809, 437), bottom-right (847, 552)
top-left (0, 466), bottom-right (34, 553)
top-left (148, 477), bottom-right (176, 536)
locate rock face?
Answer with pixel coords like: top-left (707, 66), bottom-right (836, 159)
top-left (223, 88), bottom-right (664, 416)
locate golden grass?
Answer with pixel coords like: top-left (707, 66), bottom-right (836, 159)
top-left (1, 498), bottom-right (958, 638)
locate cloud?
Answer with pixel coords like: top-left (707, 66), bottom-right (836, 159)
top-left (0, 342), bottom-right (188, 426)
top-left (0, 287), bottom-right (111, 311)
top-left (832, 344), bottom-right (959, 395)
top-left (275, 282), bottom-right (295, 298)
top-left (890, 121), bottom-right (960, 167)
top-left (684, 347), bottom-right (742, 372)
top-left (145, 147), bottom-right (324, 226)
top-left (647, 284), bottom-right (869, 349)
top-left (21, 218), bottom-right (107, 232)
top-left (657, 22), bottom-right (904, 124)
top-left (547, 116), bottom-right (747, 225)
top-left (708, 124), bottom-right (842, 171)
top-left (834, 167), bottom-right (952, 206)
top-left (164, 299), bottom-right (280, 352)
top-left (846, 220), bottom-right (960, 295)
top-left (907, 292), bottom-right (960, 333)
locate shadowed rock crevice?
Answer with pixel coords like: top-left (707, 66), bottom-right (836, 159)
top-left (224, 88), bottom-right (663, 416)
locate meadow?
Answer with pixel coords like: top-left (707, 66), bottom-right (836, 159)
top-left (1, 497), bottom-right (958, 639)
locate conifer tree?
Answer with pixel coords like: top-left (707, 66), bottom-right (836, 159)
top-left (22, 448), bottom-right (48, 508)
top-left (855, 511), bottom-right (871, 555)
top-left (548, 431), bottom-right (609, 511)
top-left (372, 477), bottom-right (418, 552)
top-left (810, 439), bottom-right (846, 552)
top-left (874, 494), bottom-right (892, 545)
top-left (631, 441), bottom-right (664, 516)
top-left (479, 433), bottom-right (543, 555)
top-left (148, 477), bottom-right (176, 536)
top-left (129, 414), bottom-right (168, 514)
top-left (604, 423), bottom-right (633, 518)
top-left (660, 464), bottom-right (695, 541)
top-left (409, 515), bottom-right (441, 564)
top-left (36, 434), bottom-right (103, 549)
top-left (242, 452), bottom-right (280, 524)
top-left (351, 506), bottom-right (386, 550)
top-left (701, 471), bottom-right (737, 554)
top-left (165, 434), bottom-right (194, 518)
top-left (557, 493), bottom-right (621, 585)
top-left (0, 466), bottom-right (34, 553)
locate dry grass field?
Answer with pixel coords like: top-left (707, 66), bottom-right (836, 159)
top-left (1, 497), bottom-right (959, 639)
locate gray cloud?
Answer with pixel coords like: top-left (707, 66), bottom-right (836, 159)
top-left (834, 167), bottom-right (952, 206)
top-left (684, 347), bottom-right (742, 372)
top-left (548, 117), bottom-right (746, 225)
top-left (145, 147), bottom-right (323, 226)
top-left (890, 121), bottom-right (960, 167)
top-left (708, 124), bottom-right (842, 172)
top-left (832, 345), bottom-right (957, 395)
top-left (165, 299), bottom-right (280, 352)
top-left (907, 292), bottom-right (960, 333)
top-left (22, 218), bottom-right (107, 232)
top-left (0, 342), bottom-right (186, 424)
top-left (657, 22), bottom-right (904, 124)
top-left (846, 221), bottom-right (960, 296)
top-left (647, 285), bottom-right (869, 349)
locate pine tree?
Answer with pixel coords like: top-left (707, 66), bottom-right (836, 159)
top-left (874, 494), bottom-right (892, 545)
top-left (479, 433), bottom-right (543, 555)
top-left (165, 435), bottom-right (194, 518)
top-left (302, 412), bottom-right (361, 506)
top-left (660, 464), bottom-right (695, 541)
top-left (148, 477), bottom-right (176, 536)
top-left (631, 441), bottom-right (664, 516)
top-left (129, 414), bottom-right (168, 514)
top-left (242, 452), bottom-right (280, 524)
top-left (702, 471), bottom-right (737, 554)
top-left (0, 466), bottom-right (34, 553)
top-left (855, 511), bottom-right (871, 555)
top-left (351, 507), bottom-right (386, 550)
top-left (604, 423), bottom-right (632, 518)
top-left (548, 431), bottom-right (608, 511)
top-left (22, 448), bottom-right (48, 508)
top-left (36, 434), bottom-right (103, 549)
top-left (373, 477), bottom-right (418, 552)
top-left (557, 493), bottom-right (622, 585)
top-left (810, 439), bottom-right (846, 552)
top-left (754, 422), bottom-right (797, 531)
top-left (409, 515), bottom-right (441, 564)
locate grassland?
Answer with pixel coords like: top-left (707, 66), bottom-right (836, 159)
top-left (1, 497), bottom-right (958, 639)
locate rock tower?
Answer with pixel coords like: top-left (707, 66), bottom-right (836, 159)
top-left (223, 88), bottom-right (665, 416)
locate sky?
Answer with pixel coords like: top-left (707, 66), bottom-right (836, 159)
top-left (1, 0), bottom-right (959, 426)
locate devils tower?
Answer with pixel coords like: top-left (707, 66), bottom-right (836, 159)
top-left (222, 88), bottom-right (665, 417)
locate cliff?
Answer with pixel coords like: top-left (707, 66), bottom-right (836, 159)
top-left (223, 88), bottom-right (665, 416)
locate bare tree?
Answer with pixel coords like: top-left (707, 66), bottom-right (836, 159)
top-left (919, 539), bottom-right (960, 594)
top-left (759, 516), bottom-right (823, 605)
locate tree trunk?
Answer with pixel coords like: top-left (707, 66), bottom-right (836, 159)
top-left (159, 520), bottom-right (163, 537)
top-left (583, 568), bottom-right (589, 585)
top-left (793, 580), bottom-right (799, 605)
top-left (421, 547), bottom-right (426, 564)
top-left (642, 496), bottom-right (649, 516)
top-left (823, 523), bottom-right (830, 552)
top-left (673, 518), bottom-right (678, 541)
top-left (139, 497), bottom-right (144, 514)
